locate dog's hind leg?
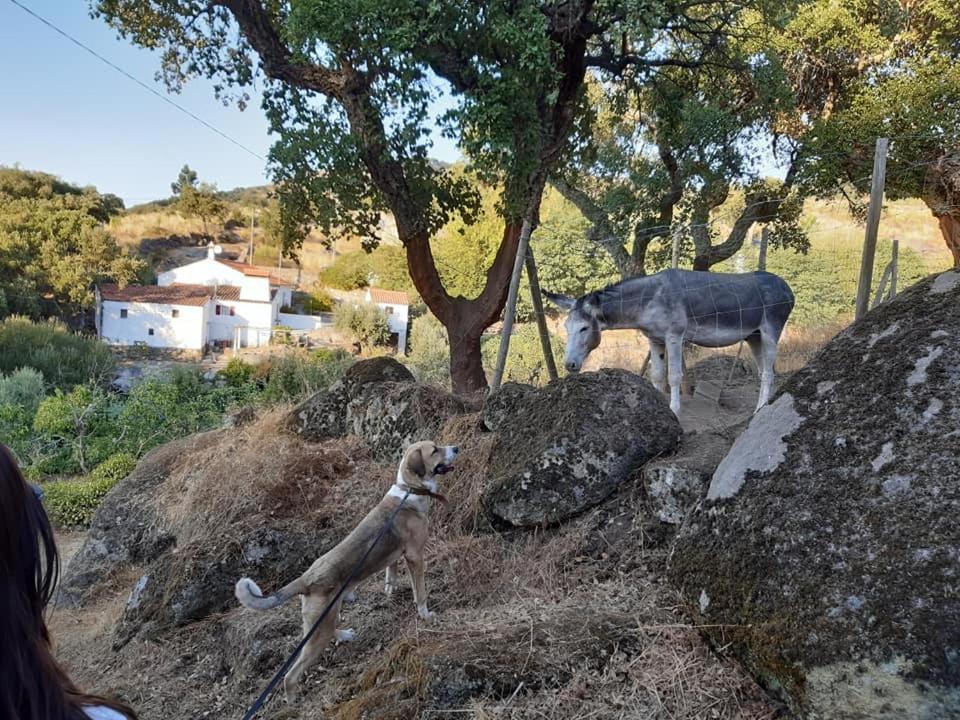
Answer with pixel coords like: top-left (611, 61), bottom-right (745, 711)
top-left (384, 561), bottom-right (399, 596)
top-left (283, 595), bottom-right (339, 704)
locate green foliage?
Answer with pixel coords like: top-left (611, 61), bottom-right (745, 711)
top-left (0, 367), bottom-right (45, 415)
top-left (0, 316), bottom-right (115, 389)
top-left (301, 286), bottom-right (334, 314)
top-left (257, 349), bottom-right (353, 404)
top-left (220, 357), bottom-right (256, 387)
top-left (176, 184), bottom-right (226, 237)
top-left (320, 252), bottom-right (371, 290)
top-left (171, 164), bottom-right (198, 195)
top-left (32, 385), bottom-right (117, 475)
top-left (41, 453), bottom-right (136, 528)
top-left (406, 313), bottom-right (450, 386)
top-left (481, 323), bottom-right (564, 387)
top-left (0, 167), bottom-right (143, 313)
top-left (334, 303), bottom-right (391, 347)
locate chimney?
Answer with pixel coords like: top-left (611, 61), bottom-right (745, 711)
top-left (206, 242), bottom-right (216, 260)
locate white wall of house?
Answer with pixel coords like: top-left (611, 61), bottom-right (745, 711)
top-left (100, 300), bottom-right (208, 350)
top-left (158, 258), bottom-right (271, 302)
top-left (278, 312), bottom-right (334, 331)
top-left (208, 299), bottom-right (275, 347)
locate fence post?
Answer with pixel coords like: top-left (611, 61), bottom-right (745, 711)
top-left (671, 224), bottom-right (681, 269)
top-left (492, 217), bottom-right (535, 391)
top-left (889, 238), bottom-right (899, 299)
top-left (855, 137), bottom-right (889, 320)
top-left (524, 248), bottom-right (559, 382)
top-left (758, 226), bottom-right (769, 271)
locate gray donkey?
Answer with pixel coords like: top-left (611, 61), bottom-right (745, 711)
top-left (544, 269), bottom-right (795, 414)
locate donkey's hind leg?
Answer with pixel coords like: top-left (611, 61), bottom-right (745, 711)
top-left (748, 329), bottom-right (779, 411)
top-left (647, 338), bottom-right (667, 394)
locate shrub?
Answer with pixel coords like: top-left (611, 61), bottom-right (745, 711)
top-left (258, 349), bottom-right (353, 403)
top-left (302, 286), bottom-right (334, 313)
top-left (32, 386), bottom-right (118, 475)
top-left (334, 302), bottom-right (391, 347)
top-left (41, 451), bottom-right (135, 528)
top-left (220, 357), bottom-right (256, 387)
top-left (319, 252), bottom-right (371, 290)
top-left (0, 367), bottom-right (46, 415)
top-left (481, 323), bottom-right (564, 387)
top-left (406, 313), bottom-right (450, 386)
top-left (0, 316), bottom-right (115, 389)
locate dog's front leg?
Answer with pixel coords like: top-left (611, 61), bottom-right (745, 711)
top-left (384, 562), bottom-right (399, 596)
top-left (405, 554), bottom-right (435, 622)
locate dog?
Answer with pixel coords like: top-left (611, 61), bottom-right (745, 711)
top-left (235, 440), bottom-right (458, 702)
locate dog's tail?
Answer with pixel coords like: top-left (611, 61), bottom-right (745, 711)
top-left (235, 576), bottom-right (306, 611)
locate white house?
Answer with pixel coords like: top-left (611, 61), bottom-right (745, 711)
top-left (365, 287), bottom-right (410, 353)
top-left (96, 245), bottom-right (294, 352)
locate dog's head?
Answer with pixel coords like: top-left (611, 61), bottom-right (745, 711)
top-left (400, 440), bottom-right (459, 487)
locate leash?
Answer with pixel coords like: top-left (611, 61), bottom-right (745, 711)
top-left (241, 488), bottom-right (412, 719)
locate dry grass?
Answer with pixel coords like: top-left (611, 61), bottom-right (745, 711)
top-left (51, 409), bottom-right (783, 720)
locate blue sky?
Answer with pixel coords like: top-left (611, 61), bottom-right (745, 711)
top-left (0, 1), bottom-right (461, 206)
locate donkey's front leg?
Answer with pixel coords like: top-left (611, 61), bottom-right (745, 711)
top-left (665, 335), bottom-right (684, 414)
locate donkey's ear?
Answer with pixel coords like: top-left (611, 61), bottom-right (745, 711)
top-left (407, 448), bottom-right (426, 477)
top-left (543, 290), bottom-right (576, 311)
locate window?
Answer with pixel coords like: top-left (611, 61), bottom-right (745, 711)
top-left (172, 309), bottom-right (180, 318)
top-left (148, 328), bottom-right (155, 336)
top-left (215, 305), bottom-right (222, 316)
top-left (229, 307), bottom-right (235, 316)
top-left (385, 306), bottom-right (394, 315)
top-left (120, 309), bottom-right (128, 319)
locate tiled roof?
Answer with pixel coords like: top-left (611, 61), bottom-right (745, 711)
top-left (367, 287), bottom-right (409, 306)
top-left (216, 258), bottom-right (291, 286)
top-left (99, 283), bottom-right (240, 306)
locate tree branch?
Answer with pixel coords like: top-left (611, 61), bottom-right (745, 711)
top-left (551, 176), bottom-right (631, 273)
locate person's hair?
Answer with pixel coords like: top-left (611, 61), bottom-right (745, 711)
top-left (0, 444), bottom-right (137, 720)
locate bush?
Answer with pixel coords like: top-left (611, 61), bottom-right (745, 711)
top-left (0, 367), bottom-right (46, 415)
top-left (32, 386), bottom-right (118, 475)
top-left (481, 323), bottom-right (565, 387)
top-left (301, 286), bottom-right (334, 313)
top-left (41, 451), bottom-right (135, 528)
top-left (334, 302), bottom-right (391, 347)
top-left (258, 349), bottom-right (353, 403)
top-left (0, 316), bottom-right (115, 389)
top-left (319, 252), bottom-right (371, 290)
top-left (220, 357), bottom-right (256, 387)
top-left (406, 313), bottom-right (450, 386)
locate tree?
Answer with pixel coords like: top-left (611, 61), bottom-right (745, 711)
top-left (171, 165), bottom-right (226, 238)
top-left (333, 302), bottom-right (391, 348)
top-left (0, 168), bottom-right (143, 315)
top-left (95, 0), bottom-right (763, 394)
top-left (171, 164), bottom-right (198, 195)
top-left (781, 0), bottom-right (960, 266)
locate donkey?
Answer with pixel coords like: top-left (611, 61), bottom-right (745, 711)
top-left (544, 269), bottom-right (795, 414)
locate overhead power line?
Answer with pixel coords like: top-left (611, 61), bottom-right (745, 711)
top-left (8, 0), bottom-right (266, 162)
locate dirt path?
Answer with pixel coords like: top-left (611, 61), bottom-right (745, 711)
top-left (56, 530), bottom-right (88, 569)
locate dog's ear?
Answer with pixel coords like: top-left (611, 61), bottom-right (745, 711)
top-left (407, 447), bottom-right (426, 477)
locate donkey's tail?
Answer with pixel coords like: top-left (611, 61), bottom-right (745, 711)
top-left (235, 576), bottom-right (306, 611)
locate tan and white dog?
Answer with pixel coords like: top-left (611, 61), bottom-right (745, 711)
top-left (235, 440), bottom-right (458, 701)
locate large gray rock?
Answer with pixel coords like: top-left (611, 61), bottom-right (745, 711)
top-left (289, 357), bottom-right (414, 441)
top-left (642, 430), bottom-right (733, 525)
top-left (346, 381), bottom-right (465, 460)
top-left (482, 370), bottom-right (681, 527)
top-left (670, 269), bottom-right (960, 719)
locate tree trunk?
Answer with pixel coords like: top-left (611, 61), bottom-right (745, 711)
top-left (936, 213), bottom-right (960, 267)
top-left (446, 318), bottom-right (487, 397)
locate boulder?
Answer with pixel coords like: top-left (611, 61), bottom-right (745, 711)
top-left (289, 357), bottom-right (414, 441)
top-left (642, 430), bottom-right (733, 525)
top-left (346, 381), bottom-right (465, 460)
top-left (670, 269), bottom-right (960, 719)
top-left (482, 370), bottom-right (681, 527)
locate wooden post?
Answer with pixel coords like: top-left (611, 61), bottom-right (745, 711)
top-left (855, 137), bottom-right (889, 320)
top-left (889, 238), bottom-right (899, 299)
top-left (758, 226), bottom-right (769, 271)
top-left (525, 248), bottom-right (559, 382)
top-left (492, 217), bottom-right (535, 391)
top-left (671, 224), bottom-right (681, 269)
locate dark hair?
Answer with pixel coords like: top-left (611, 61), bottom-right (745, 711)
top-left (0, 444), bottom-right (137, 720)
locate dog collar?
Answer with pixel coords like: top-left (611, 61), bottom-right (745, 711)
top-left (396, 482), bottom-right (447, 505)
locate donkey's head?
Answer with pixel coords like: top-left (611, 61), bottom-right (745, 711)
top-left (543, 291), bottom-right (602, 373)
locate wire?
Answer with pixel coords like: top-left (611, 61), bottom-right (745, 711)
top-left (7, 0), bottom-right (266, 162)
